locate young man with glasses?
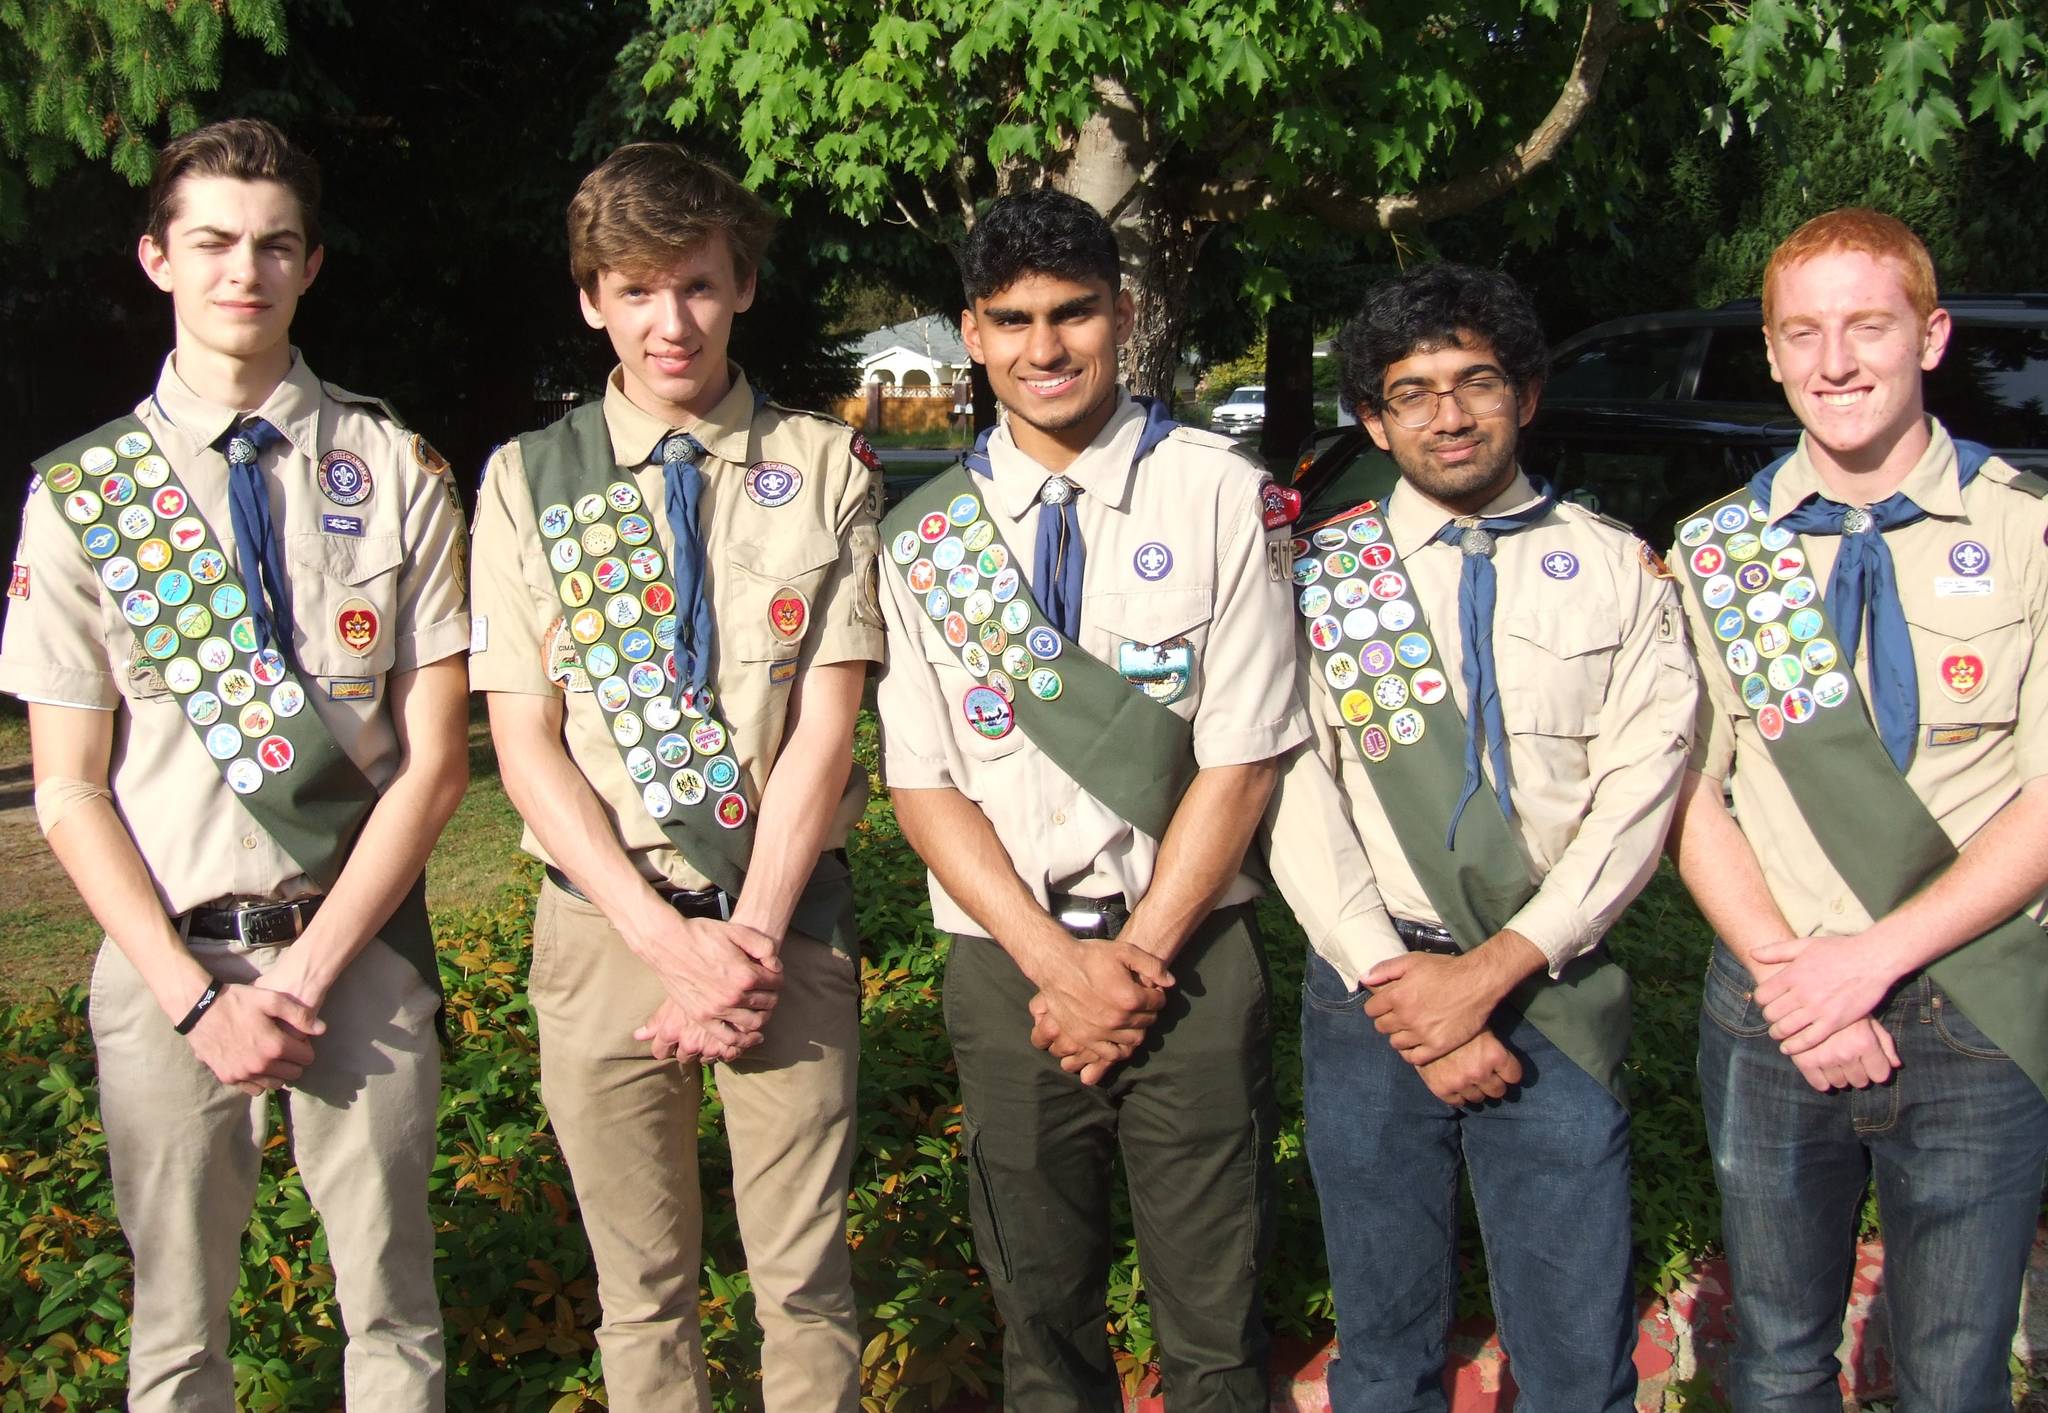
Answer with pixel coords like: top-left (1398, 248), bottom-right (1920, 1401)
top-left (1260, 263), bottom-right (1697, 1410)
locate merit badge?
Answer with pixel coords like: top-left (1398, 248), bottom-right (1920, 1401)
top-left (584, 643), bottom-right (620, 678)
top-left (1308, 615), bottom-right (1343, 652)
top-left (1132, 542), bottom-right (1174, 581)
top-left (1812, 672), bottom-right (1850, 709)
top-left (1359, 640), bottom-right (1396, 677)
top-left (1756, 704), bottom-right (1785, 741)
top-left (1735, 562), bottom-right (1771, 593)
top-left (1938, 650), bottom-right (1986, 702)
top-left (769, 589), bottom-right (808, 640)
top-left (962, 685), bottom-right (1014, 739)
top-left (134, 455), bottom-right (170, 488)
top-left (559, 571), bottom-right (594, 608)
top-left (992, 568), bottom-right (1021, 603)
top-left (83, 526), bottom-right (118, 559)
top-left (925, 588), bottom-right (950, 620)
top-left (190, 550), bottom-right (227, 586)
top-left (1349, 515), bottom-right (1386, 546)
top-left (186, 691), bottom-right (222, 725)
top-left (963, 590), bottom-right (996, 626)
top-left (1411, 667), bottom-right (1449, 704)
top-left (1725, 532), bottom-right (1760, 564)
top-left (1801, 638), bottom-right (1838, 674)
top-left (612, 711), bottom-right (645, 748)
top-left (892, 530), bottom-right (920, 565)
top-left (1333, 577), bottom-right (1370, 611)
top-left (101, 557), bottom-right (137, 593)
top-left (117, 505), bottom-right (154, 540)
top-left (1001, 645), bottom-right (1032, 679)
top-left (218, 669), bottom-right (256, 707)
top-left (943, 612), bottom-right (970, 648)
top-left (1299, 584), bottom-right (1333, 618)
top-left (46, 464), bottom-right (83, 494)
top-left (746, 462), bottom-right (802, 509)
top-left (151, 486), bottom-right (187, 519)
top-left (1029, 668), bottom-right (1062, 701)
top-left (618, 513), bottom-right (654, 547)
top-left (114, 430), bottom-right (152, 458)
top-left (271, 682), bottom-right (306, 718)
top-left (605, 595), bottom-right (643, 629)
top-left (1781, 688), bottom-right (1816, 724)
top-left (136, 538), bottom-right (173, 573)
top-left (1766, 655), bottom-right (1804, 693)
top-left (1313, 526), bottom-right (1349, 552)
top-left (141, 624), bottom-right (177, 659)
top-left (1358, 543), bottom-right (1396, 572)
top-left (948, 492), bottom-right (981, 526)
top-left (643, 783), bottom-right (675, 821)
top-left (121, 590), bottom-right (159, 626)
top-left (1388, 708), bottom-right (1425, 745)
top-left (593, 556), bottom-right (629, 593)
top-left (1394, 633), bottom-right (1432, 669)
top-left (1949, 541), bottom-right (1990, 577)
top-left (317, 450), bottom-right (372, 507)
top-left (1690, 545), bottom-right (1725, 578)
top-left (239, 701), bottom-right (275, 736)
top-left (163, 658), bottom-right (202, 694)
top-left (63, 491), bottom-right (102, 524)
top-left (961, 521), bottom-right (996, 554)
top-left (1725, 640), bottom-right (1758, 675)
top-left (155, 570), bottom-right (192, 606)
top-left (581, 523), bottom-right (620, 557)
top-left (549, 539), bottom-right (583, 574)
top-left (999, 601), bottom-right (1031, 637)
top-left (168, 518), bottom-right (206, 553)
top-left (1261, 483), bottom-right (1302, 529)
top-left (100, 473), bottom-right (135, 507)
top-left (1343, 607), bottom-right (1379, 641)
top-left (1338, 689), bottom-right (1373, 726)
top-left (336, 598), bottom-right (380, 657)
top-left (946, 565), bottom-right (979, 598)
top-left (1741, 674), bottom-right (1770, 710)
top-left (1323, 549), bottom-right (1360, 578)
top-left (1540, 550), bottom-right (1578, 580)
top-left (1770, 548), bottom-right (1806, 580)
top-left (619, 628), bottom-right (655, 662)
top-left (977, 544), bottom-right (1009, 577)
top-left (1025, 625), bottom-right (1061, 661)
top-left (540, 503), bottom-right (573, 538)
top-left (1369, 571), bottom-right (1406, 602)
top-left (1754, 622), bottom-right (1790, 658)
top-left (907, 559), bottom-right (938, 593)
top-left (1746, 591), bottom-right (1784, 624)
top-left (1360, 724), bottom-right (1393, 761)
top-left (574, 493), bottom-right (606, 524)
top-left (960, 643), bottom-right (991, 676)
top-left (1292, 555), bottom-right (1324, 588)
top-left (704, 756), bottom-right (741, 793)
top-left (1713, 503), bottom-right (1751, 534)
top-left (714, 793), bottom-right (748, 829)
top-left (251, 649), bottom-right (287, 686)
top-left (206, 724), bottom-right (244, 760)
top-left (932, 537), bottom-right (965, 572)
top-left (257, 735), bottom-right (295, 773)
top-left (1678, 516), bottom-right (1714, 548)
top-left (1712, 608), bottom-right (1744, 642)
top-left (1703, 575), bottom-right (1736, 609)
top-left (229, 617), bottom-right (261, 653)
top-left (977, 623), bottom-right (1007, 655)
top-left (1373, 675), bottom-right (1409, 710)
top-left (628, 662), bottom-right (666, 698)
top-left (1759, 523), bottom-right (1794, 552)
top-left (80, 446), bottom-right (117, 477)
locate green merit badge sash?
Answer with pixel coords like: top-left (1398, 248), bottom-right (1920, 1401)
top-left (1676, 480), bottom-right (2048, 1096)
top-left (879, 464), bottom-right (1198, 842)
top-left (34, 416), bottom-right (437, 996)
top-left (515, 406), bottom-right (855, 951)
top-left (1291, 501), bottom-right (1632, 1098)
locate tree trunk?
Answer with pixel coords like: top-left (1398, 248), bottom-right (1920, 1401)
top-left (1261, 300), bottom-right (1315, 466)
top-left (1053, 77), bottom-right (1199, 405)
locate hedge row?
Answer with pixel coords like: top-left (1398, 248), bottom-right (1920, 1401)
top-left (1, 779), bottom-right (1736, 1411)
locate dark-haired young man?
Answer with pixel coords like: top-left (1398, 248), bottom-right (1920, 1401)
top-left (874, 188), bottom-right (1306, 1410)
top-left (0, 119), bottom-right (469, 1410)
top-left (1261, 264), bottom-right (1695, 1410)
top-left (469, 144), bottom-right (880, 1412)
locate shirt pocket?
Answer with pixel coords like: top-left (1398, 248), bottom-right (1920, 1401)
top-left (1496, 603), bottom-right (1621, 739)
top-left (919, 634), bottom-right (1025, 766)
top-left (1085, 586), bottom-right (1214, 716)
top-left (286, 531), bottom-right (404, 679)
top-left (724, 533), bottom-right (842, 666)
top-left (1902, 597), bottom-right (2024, 726)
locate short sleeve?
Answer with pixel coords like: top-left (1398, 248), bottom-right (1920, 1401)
top-left (1669, 536), bottom-right (1737, 780)
top-left (0, 478), bottom-right (122, 708)
top-left (389, 442), bottom-right (471, 672)
top-left (1190, 475), bottom-right (1311, 767)
top-left (874, 546), bottom-right (954, 789)
top-left (467, 442), bottom-right (558, 696)
top-left (799, 437), bottom-right (886, 670)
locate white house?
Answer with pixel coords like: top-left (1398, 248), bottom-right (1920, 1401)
top-left (854, 315), bottom-right (971, 392)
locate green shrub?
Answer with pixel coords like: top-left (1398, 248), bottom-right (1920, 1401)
top-left (1, 795), bottom-right (1734, 1411)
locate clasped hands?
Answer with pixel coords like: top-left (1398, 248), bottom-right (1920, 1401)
top-left (1359, 950), bottom-right (1523, 1107)
top-left (1025, 933), bottom-right (1175, 1087)
top-left (1745, 933), bottom-right (1902, 1092)
top-left (630, 913), bottom-right (785, 1064)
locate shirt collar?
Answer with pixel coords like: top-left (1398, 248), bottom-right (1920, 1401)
top-left (987, 391), bottom-right (1146, 518)
top-left (150, 348), bottom-right (323, 460)
top-left (600, 364), bottom-right (758, 467)
top-left (1388, 468), bottom-right (1543, 558)
top-left (1767, 418), bottom-right (1966, 523)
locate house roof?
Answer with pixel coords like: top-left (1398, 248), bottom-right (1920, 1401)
top-left (854, 314), bottom-right (968, 367)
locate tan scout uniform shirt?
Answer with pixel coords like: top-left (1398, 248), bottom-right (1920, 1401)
top-left (1266, 470), bottom-right (1698, 987)
top-left (1678, 420), bottom-right (2048, 935)
top-left (0, 352), bottom-right (471, 911)
top-left (468, 368), bottom-right (884, 890)
top-left (875, 393), bottom-right (1310, 936)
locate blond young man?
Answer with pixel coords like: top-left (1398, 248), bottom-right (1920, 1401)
top-left (467, 145), bottom-right (882, 1412)
top-left (0, 119), bottom-right (470, 1410)
top-left (1668, 209), bottom-right (2048, 1409)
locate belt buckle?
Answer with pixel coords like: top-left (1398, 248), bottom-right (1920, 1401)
top-left (237, 902), bottom-right (305, 948)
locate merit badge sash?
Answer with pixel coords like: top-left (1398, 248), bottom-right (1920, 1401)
top-left (35, 417), bottom-right (437, 995)
top-left (515, 406), bottom-right (855, 951)
top-left (1292, 500), bottom-right (1632, 1098)
top-left (1677, 461), bottom-right (2048, 1096)
top-left (880, 464), bottom-right (1198, 842)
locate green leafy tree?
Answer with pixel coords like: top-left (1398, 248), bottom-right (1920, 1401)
top-left (0, 0), bottom-right (288, 235)
top-left (637, 0), bottom-right (2045, 398)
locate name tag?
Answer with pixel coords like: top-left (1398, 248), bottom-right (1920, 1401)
top-left (322, 513), bottom-right (364, 537)
top-left (325, 677), bottom-right (377, 701)
top-left (1934, 575), bottom-right (1993, 597)
top-left (1925, 724), bottom-right (1982, 748)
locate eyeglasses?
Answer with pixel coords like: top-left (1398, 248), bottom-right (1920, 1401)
top-left (1380, 375), bottom-right (1510, 428)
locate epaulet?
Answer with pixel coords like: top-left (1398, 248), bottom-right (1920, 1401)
top-left (1165, 424), bottom-right (1244, 454)
top-left (1589, 508), bottom-right (1636, 538)
top-left (323, 380), bottom-right (408, 428)
top-left (1979, 458), bottom-right (2048, 499)
top-left (760, 398), bottom-right (852, 431)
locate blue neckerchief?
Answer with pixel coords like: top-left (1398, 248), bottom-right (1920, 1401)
top-left (1431, 482), bottom-right (1558, 848)
top-left (654, 431), bottom-right (716, 704)
top-left (217, 417), bottom-right (295, 664)
top-left (1750, 440), bottom-right (1991, 774)
top-left (964, 395), bottom-right (1178, 639)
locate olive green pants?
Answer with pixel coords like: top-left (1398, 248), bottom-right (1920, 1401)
top-left (943, 903), bottom-right (1276, 1413)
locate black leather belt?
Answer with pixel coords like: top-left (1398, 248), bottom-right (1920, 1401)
top-left (1049, 892), bottom-right (1129, 941)
top-left (545, 865), bottom-right (728, 919)
top-left (1393, 916), bottom-right (1462, 957)
top-left (184, 896), bottom-right (323, 946)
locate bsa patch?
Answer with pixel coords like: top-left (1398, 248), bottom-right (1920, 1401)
top-left (746, 462), bottom-right (802, 508)
top-left (1938, 649), bottom-right (1986, 703)
top-left (1133, 542), bottom-right (1173, 582)
top-left (323, 513), bottom-right (364, 537)
top-left (1260, 482), bottom-right (1302, 530)
top-left (6, 563), bottom-right (26, 600)
top-left (768, 588), bottom-right (808, 640)
top-left (1927, 724), bottom-right (1982, 748)
top-left (1540, 550), bottom-right (1579, 580)
top-left (317, 450), bottom-right (373, 507)
top-left (410, 434), bottom-right (451, 476)
top-left (850, 433), bottom-right (884, 474)
top-left (336, 598), bottom-right (380, 656)
top-left (768, 658), bottom-right (798, 685)
top-left (962, 685), bottom-right (1014, 739)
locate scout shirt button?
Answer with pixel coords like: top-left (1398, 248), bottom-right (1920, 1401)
top-left (1052, 810), bottom-right (1066, 826)
top-left (243, 834), bottom-right (258, 849)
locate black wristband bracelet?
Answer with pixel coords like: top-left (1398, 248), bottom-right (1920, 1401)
top-left (173, 979), bottom-right (223, 1035)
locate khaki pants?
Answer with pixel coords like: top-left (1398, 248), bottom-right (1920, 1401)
top-left (90, 933), bottom-right (445, 1413)
top-left (528, 880), bottom-right (861, 1413)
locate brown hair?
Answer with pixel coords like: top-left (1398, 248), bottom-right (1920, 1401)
top-left (1762, 208), bottom-right (1938, 326)
top-left (144, 118), bottom-right (323, 251)
top-left (566, 144), bottom-right (776, 294)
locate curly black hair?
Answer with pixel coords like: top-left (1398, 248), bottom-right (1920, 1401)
top-left (1334, 264), bottom-right (1549, 412)
top-left (958, 188), bottom-right (1120, 304)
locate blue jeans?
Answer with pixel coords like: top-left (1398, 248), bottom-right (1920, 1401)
top-left (1301, 950), bottom-right (1638, 1413)
top-left (1699, 940), bottom-right (2048, 1412)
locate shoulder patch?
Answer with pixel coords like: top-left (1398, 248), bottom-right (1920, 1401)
top-left (410, 433), bottom-right (451, 476)
top-left (1259, 480), bottom-right (1302, 530)
top-left (849, 431), bottom-right (885, 475)
top-left (1636, 540), bottom-right (1674, 580)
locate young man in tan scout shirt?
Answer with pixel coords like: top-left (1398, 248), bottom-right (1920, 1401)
top-left (874, 189), bottom-right (1308, 1411)
top-left (1259, 263), bottom-right (1696, 1410)
top-left (1667, 209), bottom-right (2048, 1410)
top-left (0, 119), bottom-right (471, 1411)
top-left (468, 144), bottom-right (882, 1412)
